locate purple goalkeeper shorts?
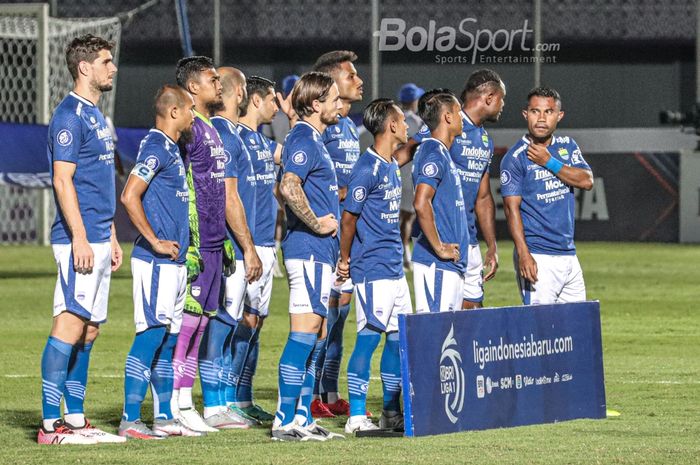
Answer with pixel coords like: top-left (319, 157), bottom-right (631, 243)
top-left (186, 249), bottom-right (223, 316)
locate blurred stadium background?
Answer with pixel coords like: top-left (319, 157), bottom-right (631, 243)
top-left (1, 0), bottom-right (699, 247)
top-left (0, 2), bottom-right (699, 461)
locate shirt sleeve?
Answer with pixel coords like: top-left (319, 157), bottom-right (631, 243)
top-left (499, 148), bottom-right (525, 197)
top-left (221, 131), bottom-right (241, 179)
top-left (569, 139), bottom-right (591, 170)
top-left (283, 139), bottom-right (314, 183)
top-left (343, 161), bottom-right (375, 215)
top-left (411, 123), bottom-right (430, 144)
top-left (131, 145), bottom-right (169, 185)
top-left (413, 145), bottom-right (445, 191)
top-left (50, 111), bottom-right (83, 164)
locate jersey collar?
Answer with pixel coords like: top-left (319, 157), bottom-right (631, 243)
top-left (367, 146), bottom-right (391, 164)
top-left (461, 110), bottom-right (478, 130)
top-left (194, 110), bottom-right (213, 127)
top-left (69, 91), bottom-right (95, 107)
top-left (296, 120), bottom-right (322, 137)
top-left (521, 133), bottom-right (555, 146)
top-left (149, 128), bottom-right (177, 146)
top-left (423, 136), bottom-right (450, 153)
top-left (238, 122), bottom-right (255, 133)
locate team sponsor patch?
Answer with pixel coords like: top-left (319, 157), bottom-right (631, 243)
top-left (57, 129), bottom-right (73, 147)
top-left (571, 148), bottom-right (583, 165)
top-left (422, 162), bottom-right (439, 177)
top-left (500, 170), bottom-right (512, 185)
top-left (352, 186), bottom-right (367, 202)
top-left (144, 155), bottom-right (160, 171)
top-left (292, 150), bottom-right (307, 165)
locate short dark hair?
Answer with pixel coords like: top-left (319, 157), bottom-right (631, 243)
top-left (460, 69), bottom-right (502, 103)
top-left (65, 34), bottom-right (114, 80)
top-left (240, 76), bottom-right (275, 117)
top-left (526, 86), bottom-right (561, 107)
top-left (291, 72), bottom-right (335, 118)
top-left (363, 98), bottom-right (399, 136)
top-left (312, 50), bottom-right (358, 75)
top-left (154, 84), bottom-right (188, 118)
top-left (175, 56), bottom-right (214, 89)
top-left (418, 89), bottom-right (459, 132)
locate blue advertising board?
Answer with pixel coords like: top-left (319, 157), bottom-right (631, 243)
top-left (398, 301), bottom-right (606, 437)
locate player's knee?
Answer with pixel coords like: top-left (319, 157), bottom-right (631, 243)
top-left (328, 295), bottom-right (339, 308)
top-left (50, 311), bottom-right (87, 344)
top-left (84, 323), bottom-right (100, 343)
top-left (462, 300), bottom-right (482, 310)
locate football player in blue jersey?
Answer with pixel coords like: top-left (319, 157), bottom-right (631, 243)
top-left (119, 85), bottom-right (203, 439)
top-left (399, 70), bottom-right (505, 309)
top-left (336, 99), bottom-right (412, 433)
top-left (310, 50), bottom-right (364, 418)
top-left (37, 34), bottom-right (124, 444)
top-left (216, 74), bottom-right (279, 424)
top-left (39, 34), bottom-right (124, 445)
top-left (272, 72), bottom-right (344, 441)
top-left (501, 86), bottom-right (593, 305)
top-left (411, 90), bottom-right (469, 313)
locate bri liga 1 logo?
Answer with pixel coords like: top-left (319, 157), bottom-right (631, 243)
top-left (439, 324), bottom-right (465, 424)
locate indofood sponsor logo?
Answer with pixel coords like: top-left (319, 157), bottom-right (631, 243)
top-left (439, 324), bottom-right (465, 424)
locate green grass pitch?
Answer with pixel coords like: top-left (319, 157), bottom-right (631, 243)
top-left (0, 242), bottom-right (698, 464)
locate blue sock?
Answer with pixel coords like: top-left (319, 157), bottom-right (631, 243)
top-left (150, 332), bottom-right (177, 420)
top-left (275, 332), bottom-right (316, 427)
top-left (123, 327), bottom-right (167, 421)
top-left (237, 328), bottom-right (260, 405)
top-left (225, 330), bottom-right (237, 405)
top-left (41, 336), bottom-right (73, 421)
top-left (64, 341), bottom-right (93, 416)
top-left (380, 332), bottom-right (402, 413)
top-left (347, 328), bottom-right (381, 417)
top-left (321, 303), bottom-right (350, 397)
top-left (220, 322), bottom-right (235, 406)
top-left (198, 317), bottom-right (234, 409)
top-left (229, 323), bottom-right (253, 403)
top-left (296, 337), bottom-right (325, 425)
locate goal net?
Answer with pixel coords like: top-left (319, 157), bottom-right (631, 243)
top-left (0, 3), bottom-right (121, 244)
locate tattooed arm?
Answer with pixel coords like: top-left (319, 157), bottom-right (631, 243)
top-left (280, 171), bottom-right (337, 236)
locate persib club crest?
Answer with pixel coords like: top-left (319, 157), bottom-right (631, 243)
top-left (440, 324), bottom-right (465, 424)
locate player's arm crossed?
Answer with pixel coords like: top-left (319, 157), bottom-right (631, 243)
top-left (279, 171), bottom-right (337, 236)
top-left (526, 141), bottom-right (593, 191)
top-left (120, 162), bottom-right (180, 261)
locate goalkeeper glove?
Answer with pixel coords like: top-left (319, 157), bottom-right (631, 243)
top-left (223, 238), bottom-right (236, 277)
top-left (186, 246), bottom-right (204, 281)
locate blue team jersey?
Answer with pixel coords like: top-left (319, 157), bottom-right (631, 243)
top-left (500, 134), bottom-right (591, 255)
top-left (238, 123), bottom-right (278, 247)
top-left (414, 110), bottom-right (493, 245)
top-left (411, 138), bottom-right (469, 274)
top-left (131, 129), bottom-right (190, 264)
top-left (344, 148), bottom-right (404, 283)
top-left (323, 116), bottom-right (360, 194)
top-left (48, 92), bottom-right (115, 244)
top-left (281, 121), bottom-right (340, 267)
top-left (212, 116), bottom-right (258, 257)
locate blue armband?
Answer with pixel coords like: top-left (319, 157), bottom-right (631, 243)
top-left (544, 156), bottom-right (564, 175)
